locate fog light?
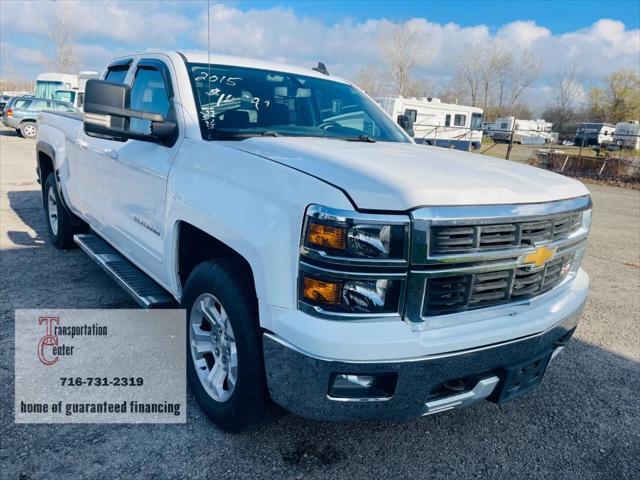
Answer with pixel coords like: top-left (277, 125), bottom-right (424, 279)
top-left (333, 374), bottom-right (375, 389)
top-left (328, 373), bottom-right (397, 401)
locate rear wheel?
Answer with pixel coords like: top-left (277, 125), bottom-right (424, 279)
top-left (183, 258), bottom-right (268, 431)
top-left (20, 121), bottom-right (37, 139)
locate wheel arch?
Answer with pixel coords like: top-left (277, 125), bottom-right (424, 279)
top-left (174, 221), bottom-right (257, 302)
top-left (36, 142), bottom-right (56, 205)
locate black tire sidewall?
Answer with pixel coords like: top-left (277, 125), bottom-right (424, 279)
top-left (44, 173), bottom-right (74, 249)
top-left (182, 259), bottom-right (267, 430)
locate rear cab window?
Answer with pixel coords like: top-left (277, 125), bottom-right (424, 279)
top-left (104, 58), bottom-right (133, 84)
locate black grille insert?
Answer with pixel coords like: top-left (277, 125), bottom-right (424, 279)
top-left (423, 254), bottom-right (574, 315)
top-left (430, 213), bottom-right (582, 254)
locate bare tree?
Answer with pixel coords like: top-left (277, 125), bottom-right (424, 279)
top-left (47, 1), bottom-right (80, 73)
top-left (380, 23), bottom-right (428, 96)
top-left (455, 51), bottom-right (483, 107)
top-left (542, 65), bottom-right (583, 131)
top-left (351, 65), bottom-right (387, 97)
top-left (454, 44), bottom-right (541, 119)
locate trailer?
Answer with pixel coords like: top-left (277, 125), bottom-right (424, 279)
top-left (612, 121), bottom-right (640, 150)
top-left (492, 117), bottom-right (553, 144)
top-left (35, 71), bottom-right (98, 109)
top-left (377, 96), bottom-right (484, 150)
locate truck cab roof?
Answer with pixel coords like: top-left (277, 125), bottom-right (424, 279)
top-left (108, 50), bottom-right (352, 86)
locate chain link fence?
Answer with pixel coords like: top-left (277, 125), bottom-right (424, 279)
top-left (411, 124), bottom-right (640, 184)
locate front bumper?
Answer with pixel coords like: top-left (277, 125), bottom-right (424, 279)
top-left (263, 301), bottom-right (584, 421)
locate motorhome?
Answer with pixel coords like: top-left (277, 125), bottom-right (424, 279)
top-left (377, 96), bottom-right (484, 150)
top-left (612, 121), bottom-right (640, 150)
top-left (492, 117), bottom-right (553, 144)
top-left (35, 71), bottom-right (98, 110)
top-left (574, 123), bottom-right (615, 147)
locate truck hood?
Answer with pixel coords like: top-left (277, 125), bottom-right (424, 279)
top-left (226, 137), bottom-right (589, 210)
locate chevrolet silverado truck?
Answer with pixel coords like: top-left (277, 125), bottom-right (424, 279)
top-left (36, 51), bottom-right (591, 430)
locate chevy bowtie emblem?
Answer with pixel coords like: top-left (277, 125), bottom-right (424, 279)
top-left (523, 245), bottom-right (557, 268)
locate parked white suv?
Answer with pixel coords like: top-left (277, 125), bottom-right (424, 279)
top-left (36, 51), bottom-right (591, 430)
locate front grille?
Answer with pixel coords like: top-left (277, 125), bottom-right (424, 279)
top-left (423, 254), bottom-right (574, 315)
top-left (430, 213), bottom-right (582, 254)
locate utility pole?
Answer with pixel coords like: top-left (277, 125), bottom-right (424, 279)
top-left (506, 128), bottom-right (515, 160)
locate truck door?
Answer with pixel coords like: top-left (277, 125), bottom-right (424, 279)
top-left (70, 60), bottom-right (133, 227)
top-left (99, 58), bottom-right (181, 283)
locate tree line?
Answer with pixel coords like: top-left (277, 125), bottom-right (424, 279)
top-left (352, 23), bottom-right (640, 127)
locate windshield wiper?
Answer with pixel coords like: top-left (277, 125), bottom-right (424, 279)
top-left (213, 129), bottom-right (280, 140)
top-left (341, 135), bottom-right (376, 143)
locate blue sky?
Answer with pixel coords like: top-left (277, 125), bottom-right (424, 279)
top-left (235, 0), bottom-right (640, 32)
top-left (1, 0), bottom-right (638, 110)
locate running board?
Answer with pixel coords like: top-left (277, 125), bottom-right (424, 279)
top-left (74, 234), bottom-right (177, 309)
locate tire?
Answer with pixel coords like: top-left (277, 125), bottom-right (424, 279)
top-left (15, 128), bottom-right (23, 138)
top-left (43, 172), bottom-right (76, 249)
top-left (20, 121), bottom-right (37, 139)
top-left (183, 258), bottom-right (268, 431)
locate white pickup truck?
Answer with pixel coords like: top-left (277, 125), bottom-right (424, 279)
top-left (37, 51), bottom-right (591, 430)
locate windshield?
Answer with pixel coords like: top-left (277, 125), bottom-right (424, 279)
top-left (35, 81), bottom-right (63, 99)
top-left (188, 63), bottom-right (410, 143)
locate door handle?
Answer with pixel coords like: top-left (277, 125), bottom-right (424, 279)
top-left (101, 149), bottom-right (118, 160)
top-left (73, 138), bottom-right (88, 149)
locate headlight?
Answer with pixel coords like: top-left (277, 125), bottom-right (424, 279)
top-left (302, 205), bottom-right (409, 262)
top-left (299, 205), bottom-right (410, 319)
top-left (301, 273), bottom-right (402, 314)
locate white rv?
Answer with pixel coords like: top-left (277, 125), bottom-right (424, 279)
top-left (613, 121), bottom-right (640, 150)
top-left (35, 71), bottom-right (98, 109)
top-left (492, 117), bottom-right (553, 144)
top-left (377, 96), bottom-right (484, 150)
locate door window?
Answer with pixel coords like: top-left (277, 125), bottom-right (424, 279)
top-left (445, 114), bottom-right (451, 127)
top-left (129, 66), bottom-right (171, 134)
top-left (30, 100), bottom-right (49, 111)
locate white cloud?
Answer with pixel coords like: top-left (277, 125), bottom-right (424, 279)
top-left (0, 0), bottom-right (192, 45)
top-left (1, 1), bottom-right (638, 109)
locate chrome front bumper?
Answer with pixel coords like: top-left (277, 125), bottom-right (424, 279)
top-left (263, 300), bottom-right (585, 421)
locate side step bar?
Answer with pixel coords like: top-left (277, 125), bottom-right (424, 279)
top-left (74, 234), bottom-right (177, 309)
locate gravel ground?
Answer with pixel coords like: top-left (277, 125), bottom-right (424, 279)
top-left (1, 126), bottom-right (639, 480)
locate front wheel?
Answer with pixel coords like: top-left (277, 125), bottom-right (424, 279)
top-left (183, 258), bottom-right (268, 431)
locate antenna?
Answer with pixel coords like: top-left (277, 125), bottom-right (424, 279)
top-left (207, 0), bottom-right (212, 140)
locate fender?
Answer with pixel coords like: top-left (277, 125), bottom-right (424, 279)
top-left (36, 140), bottom-right (84, 227)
